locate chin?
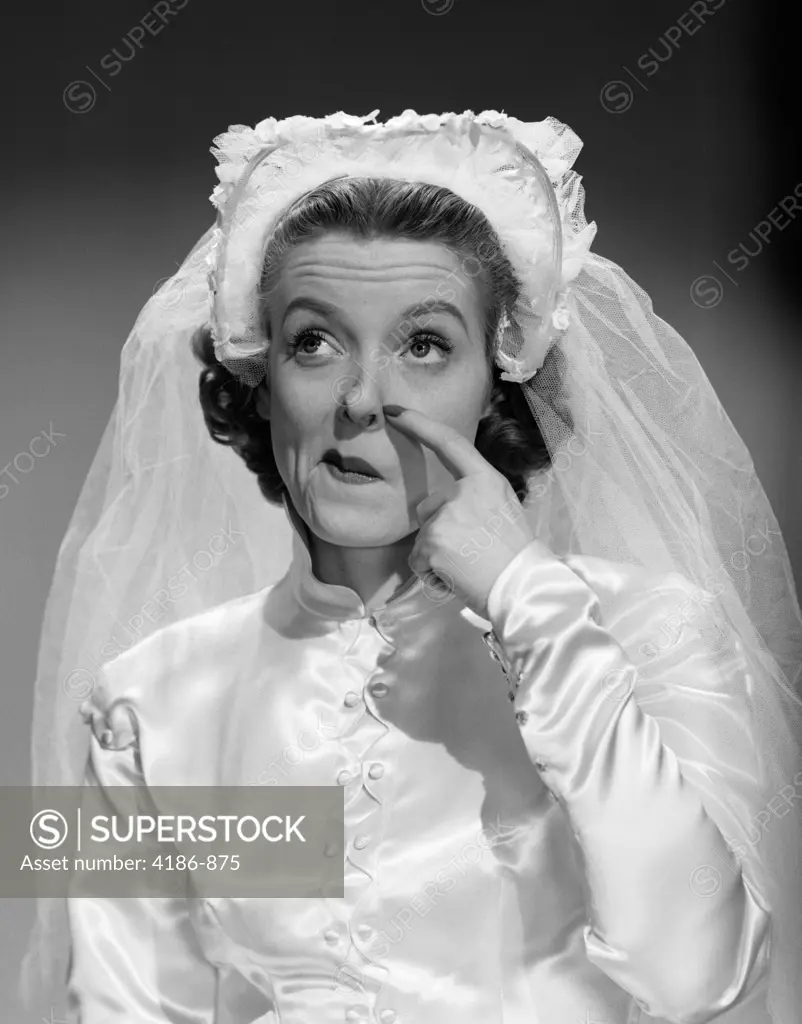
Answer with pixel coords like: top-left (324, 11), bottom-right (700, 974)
top-left (301, 482), bottom-right (415, 548)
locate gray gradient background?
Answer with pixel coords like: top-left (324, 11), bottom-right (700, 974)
top-left (1, 0), bottom-right (800, 1018)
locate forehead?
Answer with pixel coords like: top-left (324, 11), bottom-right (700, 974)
top-left (272, 232), bottom-right (485, 321)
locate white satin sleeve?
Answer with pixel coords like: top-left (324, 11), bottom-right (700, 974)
top-left (66, 680), bottom-right (219, 1024)
top-left (485, 540), bottom-right (771, 1024)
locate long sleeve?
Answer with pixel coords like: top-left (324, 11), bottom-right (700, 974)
top-left (66, 682), bottom-right (219, 1024)
top-left (485, 540), bottom-right (771, 1024)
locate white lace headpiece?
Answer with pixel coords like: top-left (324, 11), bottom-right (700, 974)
top-left (204, 109), bottom-right (596, 385)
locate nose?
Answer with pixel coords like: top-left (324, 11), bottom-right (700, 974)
top-left (334, 355), bottom-right (388, 428)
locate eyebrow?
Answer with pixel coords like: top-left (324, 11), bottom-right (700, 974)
top-left (401, 300), bottom-right (469, 333)
top-left (281, 296), bottom-right (469, 334)
top-left (281, 297), bottom-right (342, 328)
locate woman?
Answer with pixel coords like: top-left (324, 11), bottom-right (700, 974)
top-left (21, 110), bottom-right (802, 1024)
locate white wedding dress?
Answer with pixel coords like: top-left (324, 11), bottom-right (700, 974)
top-left (67, 495), bottom-right (773, 1024)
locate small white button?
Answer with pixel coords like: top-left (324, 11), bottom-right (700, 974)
top-left (324, 928), bottom-right (340, 944)
top-left (369, 682), bottom-right (389, 698)
top-left (343, 691), bottom-right (361, 708)
top-left (353, 833), bottom-right (370, 850)
top-left (515, 710), bottom-right (529, 726)
top-left (367, 762), bottom-right (384, 780)
top-left (345, 1005), bottom-right (369, 1021)
top-left (534, 758), bottom-right (548, 772)
top-left (356, 922), bottom-right (372, 938)
top-left (378, 1010), bottom-right (397, 1023)
top-left (336, 769), bottom-right (352, 785)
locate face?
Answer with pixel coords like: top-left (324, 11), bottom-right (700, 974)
top-left (255, 231), bottom-right (494, 548)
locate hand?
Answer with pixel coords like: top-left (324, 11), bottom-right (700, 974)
top-left (384, 405), bottom-right (536, 618)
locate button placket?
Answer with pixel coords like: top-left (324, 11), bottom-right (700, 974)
top-left (330, 612), bottom-right (400, 1013)
top-left (343, 779), bottom-right (383, 882)
top-left (336, 617), bottom-right (393, 972)
top-left (336, 686), bottom-right (373, 808)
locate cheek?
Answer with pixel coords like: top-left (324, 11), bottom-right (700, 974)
top-left (267, 392), bottom-right (325, 466)
top-left (269, 371), bottom-right (330, 434)
top-left (416, 384), bottom-right (488, 434)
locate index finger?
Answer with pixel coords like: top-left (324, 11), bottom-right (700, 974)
top-left (382, 405), bottom-right (491, 480)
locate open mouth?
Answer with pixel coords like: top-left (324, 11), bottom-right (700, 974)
top-left (322, 450), bottom-right (382, 480)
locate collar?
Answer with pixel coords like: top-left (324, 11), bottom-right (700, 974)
top-left (281, 492), bottom-right (434, 625)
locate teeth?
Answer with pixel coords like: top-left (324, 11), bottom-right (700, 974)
top-left (332, 459), bottom-right (369, 475)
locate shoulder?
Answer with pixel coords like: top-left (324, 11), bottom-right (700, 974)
top-left (79, 583), bottom-right (278, 750)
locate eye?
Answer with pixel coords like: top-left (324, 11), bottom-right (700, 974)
top-left (287, 328), bottom-right (336, 359)
top-left (287, 327), bottom-right (454, 366)
top-left (403, 333), bottom-right (454, 363)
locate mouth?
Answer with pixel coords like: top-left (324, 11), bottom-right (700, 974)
top-left (321, 449), bottom-right (383, 480)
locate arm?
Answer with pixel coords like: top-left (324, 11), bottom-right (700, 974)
top-left (67, 683), bottom-right (219, 1024)
top-left (485, 540), bottom-right (771, 1024)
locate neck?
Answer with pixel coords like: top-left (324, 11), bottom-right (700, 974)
top-left (284, 491), bottom-right (420, 614)
top-left (309, 530), bottom-right (418, 614)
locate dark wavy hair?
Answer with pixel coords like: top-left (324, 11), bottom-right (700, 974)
top-left (193, 176), bottom-right (570, 506)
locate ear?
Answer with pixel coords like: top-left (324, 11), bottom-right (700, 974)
top-left (254, 380), bottom-right (270, 422)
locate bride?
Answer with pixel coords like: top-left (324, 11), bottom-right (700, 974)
top-left (21, 110), bottom-right (802, 1024)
